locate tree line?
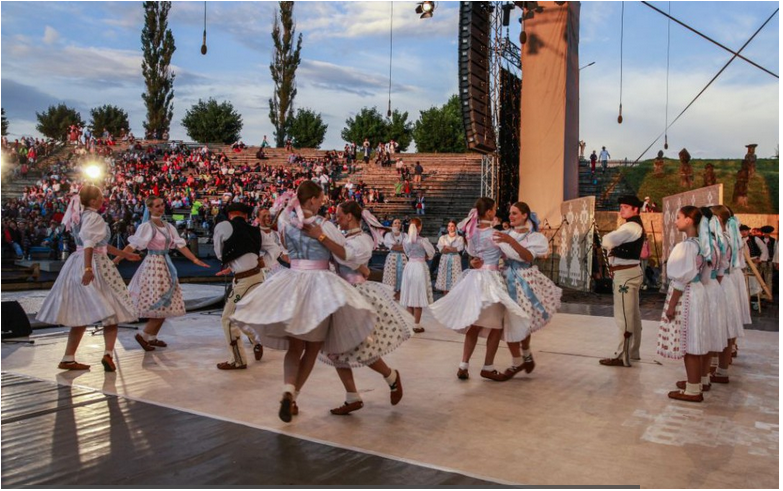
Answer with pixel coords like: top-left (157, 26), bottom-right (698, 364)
top-left (13, 1), bottom-right (468, 152)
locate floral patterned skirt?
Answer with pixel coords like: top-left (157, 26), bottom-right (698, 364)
top-left (128, 255), bottom-right (186, 318)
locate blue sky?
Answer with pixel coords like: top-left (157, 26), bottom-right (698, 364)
top-left (1, 1), bottom-right (779, 159)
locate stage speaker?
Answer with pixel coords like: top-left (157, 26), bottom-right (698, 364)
top-left (2, 301), bottom-right (32, 339)
top-left (458, 1), bottom-right (496, 154)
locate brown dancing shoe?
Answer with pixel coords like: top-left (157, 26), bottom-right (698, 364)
top-left (503, 365), bottom-right (525, 379)
top-left (412, 326), bottom-right (425, 333)
top-left (457, 368), bottom-right (469, 380)
top-left (291, 401), bottom-right (299, 416)
top-left (389, 370), bottom-right (403, 406)
top-left (599, 357), bottom-right (630, 367)
top-left (101, 354), bottom-right (116, 372)
top-left (216, 361), bottom-right (247, 370)
top-left (58, 361), bottom-right (90, 371)
top-left (279, 393), bottom-right (294, 422)
top-left (710, 374), bottom-right (730, 384)
top-left (253, 344), bottom-right (264, 361)
top-left (148, 339), bottom-right (167, 348)
top-left (134, 333), bottom-right (155, 352)
top-left (522, 354), bottom-right (536, 374)
top-left (676, 380), bottom-right (710, 392)
top-left (330, 400), bottom-right (364, 415)
top-left (667, 390), bottom-right (703, 403)
top-left (480, 369), bottom-right (509, 382)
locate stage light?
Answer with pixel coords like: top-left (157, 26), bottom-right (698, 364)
top-left (84, 163), bottom-right (102, 181)
top-left (415, 1), bottom-right (435, 19)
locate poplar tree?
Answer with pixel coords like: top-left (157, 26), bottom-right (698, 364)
top-left (141, 1), bottom-right (176, 139)
top-left (268, 1), bottom-right (303, 147)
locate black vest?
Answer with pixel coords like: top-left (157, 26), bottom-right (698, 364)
top-left (221, 217), bottom-right (262, 267)
top-left (746, 236), bottom-right (761, 258)
top-left (765, 237), bottom-right (776, 260)
top-left (610, 215), bottom-right (645, 260)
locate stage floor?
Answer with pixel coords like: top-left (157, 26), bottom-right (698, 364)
top-left (1, 308), bottom-right (778, 487)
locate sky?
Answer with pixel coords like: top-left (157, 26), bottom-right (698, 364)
top-left (1, 1), bottom-right (779, 160)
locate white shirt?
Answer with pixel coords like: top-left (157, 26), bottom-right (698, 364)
top-left (213, 220), bottom-right (258, 274)
top-left (259, 227), bottom-right (287, 265)
top-left (437, 234), bottom-right (465, 253)
top-left (754, 237), bottom-right (769, 261)
top-left (384, 231), bottom-right (407, 250)
top-left (601, 220), bottom-right (643, 266)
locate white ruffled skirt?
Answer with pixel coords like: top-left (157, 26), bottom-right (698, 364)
top-left (429, 269), bottom-right (531, 343)
top-left (399, 260), bottom-right (433, 308)
top-left (656, 282), bottom-right (709, 359)
top-left (319, 282), bottom-right (414, 368)
top-left (702, 278), bottom-right (729, 352)
top-left (232, 268), bottom-right (376, 353)
top-left (37, 251), bottom-right (138, 327)
top-left (720, 271), bottom-right (744, 340)
top-left (730, 267), bottom-right (751, 327)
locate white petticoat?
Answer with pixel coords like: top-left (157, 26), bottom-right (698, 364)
top-left (429, 269), bottom-right (531, 343)
top-left (37, 251), bottom-right (138, 327)
top-left (399, 261), bottom-right (433, 308)
top-left (724, 270), bottom-right (746, 337)
top-left (231, 268), bottom-right (376, 353)
top-left (702, 278), bottom-right (729, 352)
top-left (730, 268), bottom-right (751, 328)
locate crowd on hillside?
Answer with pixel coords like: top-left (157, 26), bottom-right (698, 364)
top-left (0, 139), bottom-right (406, 261)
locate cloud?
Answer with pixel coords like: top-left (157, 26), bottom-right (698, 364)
top-left (43, 26), bottom-right (59, 44)
top-left (298, 59), bottom-right (417, 97)
top-left (0, 79), bottom-right (86, 118)
top-left (579, 67), bottom-right (779, 159)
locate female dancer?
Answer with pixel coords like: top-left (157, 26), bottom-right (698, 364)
top-left (430, 198), bottom-right (531, 381)
top-left (492, 202), bottom-right (561, 378)
top-left (696, 208), bottom-right (729, 388)
top-left (314, 201), bottom-right (414, 415)
top-left (231, 181), bottom-right (375, 422)
top-left (117, 195), bottom-right (210, 351)
top-left (37, 185), bottom-right (140, 371)
top-left (710, 205), bottom-right (744, 383)
top-left (382, 218), bottom-right (407, 301)
top-left (434, 220), bottom-right (464, 294)
top-left (399, 217), bottom-right (435, 333)
top-left (657, 206), bottom-right (710, 402)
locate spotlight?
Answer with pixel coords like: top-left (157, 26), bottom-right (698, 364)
top-left (415, 1), bottom-right (435, 19)
top-left (84, 163), bottom-right (102, 181)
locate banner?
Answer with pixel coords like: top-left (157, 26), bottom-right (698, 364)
top-left (558, 196), bottom-right (595, 291)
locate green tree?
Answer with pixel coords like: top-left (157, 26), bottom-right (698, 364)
top-left (141, 1), bottom-right (176, 139)
top-left (35, 104), bottom-right (85, 141)
top-left (341, 107), bottom-right (388, 148)
top-left (1, 108), bottom-right (8, 137)
top-left (341, 106), bottom-right (413, 151)
top-left (386, 109), bottom-right (414, 152)
top-left (412, 95), bottom-right (467, 153)
top-left (287, 108), bottom-right (327, 148)
top-left (89, 105), bottom-right (130, 137)
top-left (181, 98), bottom-right (243, 144)
top-left (268, 1), bottom-right (303, 147)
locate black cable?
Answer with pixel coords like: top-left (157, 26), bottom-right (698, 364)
top-left (618, 2), bottom-right (624, 124)
top-left (642, 1), bottom-right (778, 79)
top-left (387, 1), bottom-right (394, 118)
top-left (664, 1), bottom-right (671, 149)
